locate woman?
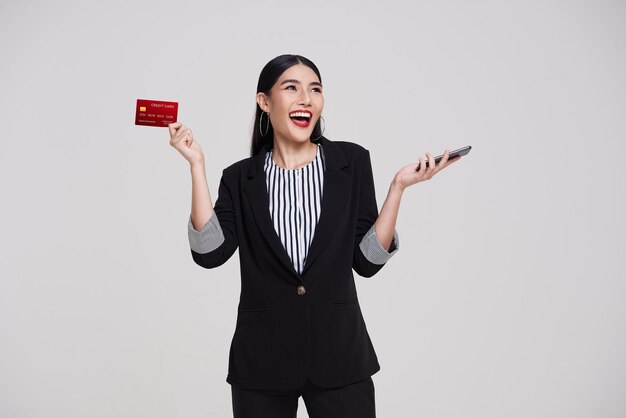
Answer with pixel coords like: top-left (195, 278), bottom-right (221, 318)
top-left (168, 54), bottom-right (460, 418)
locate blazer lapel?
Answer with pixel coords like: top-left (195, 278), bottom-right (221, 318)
top-left (243, 147), bottom-right (302, 282)
top-left (242, 137), bottom-right (351, 282)
top-left (301, 138), bottom-right (350, 276)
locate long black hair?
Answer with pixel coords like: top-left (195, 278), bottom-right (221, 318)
top-left (250, 54), bottom-right (323, 156)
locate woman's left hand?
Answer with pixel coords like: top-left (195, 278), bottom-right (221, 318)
top-left (391, 149), bottom-right (461, 192)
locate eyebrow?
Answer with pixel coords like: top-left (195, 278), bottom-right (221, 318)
top-left (280, 79), bottom-right (323, 88)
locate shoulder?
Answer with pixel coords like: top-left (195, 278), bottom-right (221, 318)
top-left (326, 138), bottom-right (369, 156)
top-left (220, 153), bottom-right (262, 179)
top-left (321, 136), bottom-right (370, 160)
top-left (322, 138), bottom-right (372, 169)
top-left (223, 156), bottom-right (252, 173)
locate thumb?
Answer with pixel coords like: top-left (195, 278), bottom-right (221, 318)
top-left (168, 122), bottom-right (181, 136)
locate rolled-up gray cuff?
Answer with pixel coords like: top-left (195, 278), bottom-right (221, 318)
top-left (188, 212), bottom-right (225, 254)
top-left (359, 224), bottom-right (399, 265)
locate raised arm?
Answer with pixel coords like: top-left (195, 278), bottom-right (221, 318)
top-left (169, 123), bottom-right (236, 268)
top-left (168, 122), bottom-right (214, 229)
top-left (353, 150), bottom-right (399, 277)
top-left (189, 162), bottom-right (215, 231)
top-left (373, 149), bottom-right (462, 249)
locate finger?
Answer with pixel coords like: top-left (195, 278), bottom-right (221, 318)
top-left (433, 149), bottom-right (449, 174)
top-left (168, 122), bottom-right (182, 136)
top-left (446, 155), bottom-right (461, 166)
top-left (426, 152), bottom-right (436, 177)
top-left (174, 126), bottom-right (189, 142)
top-left (439, 155), bottom-right (461, 170)
top-left (171, 127), bottom-right (188, 146)
top-left (171, 126), bottom-right (187, 142)
top-left (439, 149), bottom-right (450, 166)
top-left (185, 129), bottom-right (194, 147)
top-left (416, 156), bottom-right (425, 175)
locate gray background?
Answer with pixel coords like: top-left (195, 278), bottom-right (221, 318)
top-left (1, 0), bottom-right (624, 417)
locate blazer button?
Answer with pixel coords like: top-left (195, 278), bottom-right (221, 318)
top-left (297, 285), bottom-right (306, 296)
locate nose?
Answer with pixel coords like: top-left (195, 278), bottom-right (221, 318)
top-left (298, 89), bottom-right (312, 106)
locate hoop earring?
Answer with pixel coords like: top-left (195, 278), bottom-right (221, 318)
top-left (259, 111), bottom-right (270, 137)
top-left (310, 115), bottom-right (325, 141)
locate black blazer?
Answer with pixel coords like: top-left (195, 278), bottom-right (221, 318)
top-left (191, 136), bottom-right (393, 390)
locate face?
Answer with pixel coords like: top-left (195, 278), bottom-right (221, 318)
top-left (257, 64), bottom-right (324, 145)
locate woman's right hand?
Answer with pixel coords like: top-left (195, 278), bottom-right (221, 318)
top-left (168, 122), bottom-right (205, 166)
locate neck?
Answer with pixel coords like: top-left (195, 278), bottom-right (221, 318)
top-left (272, 136), bottom-right (318, 170)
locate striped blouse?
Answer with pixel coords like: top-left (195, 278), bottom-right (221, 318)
top-left (263, 144), bottom-right (324, 273)
top-left (187, 144), bottom-right (399, 272)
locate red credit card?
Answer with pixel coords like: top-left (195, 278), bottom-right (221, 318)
top-left (135, 99), bottom-right (178, 127)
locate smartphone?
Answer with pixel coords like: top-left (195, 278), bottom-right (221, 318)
top-left (415, 145), bottom-right (472, 171)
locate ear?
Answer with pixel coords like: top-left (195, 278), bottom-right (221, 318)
top-left (256, 92), bottom-right (270, 113)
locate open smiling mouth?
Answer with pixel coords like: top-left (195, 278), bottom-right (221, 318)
top-left (289, 111), bottom-right (312, 128)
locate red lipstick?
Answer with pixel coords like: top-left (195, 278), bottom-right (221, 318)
top-left (289, 110), bottom-right (312, 128)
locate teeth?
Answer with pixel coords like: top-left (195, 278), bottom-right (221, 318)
top-left (289, 112), bottom-right (311, 119)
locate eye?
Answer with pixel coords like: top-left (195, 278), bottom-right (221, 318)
top-left (312, 87), bottom-right (322, 93)
top-left (285, 85), bottom-right (297, 91)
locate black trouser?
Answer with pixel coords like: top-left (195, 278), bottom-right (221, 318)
top-left (231, 376), bottom-right (376, 418)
